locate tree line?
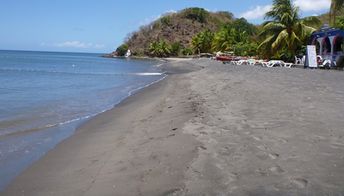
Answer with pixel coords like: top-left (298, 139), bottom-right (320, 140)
top-left (116, 0), bottom-right (344, 61)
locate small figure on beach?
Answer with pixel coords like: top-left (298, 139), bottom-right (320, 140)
top-left (125, 49), bottom-right (131, 58)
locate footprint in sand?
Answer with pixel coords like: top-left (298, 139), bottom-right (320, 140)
top-left (331, 142), bottom-right (344, 149)
top-left (251, 136), bottom-right (262, 141)
top-left (163, 188), bottom-right (184, 196)
top-left (269, 165), bottom-right (284, 174)
top-left (256, 152), bottom-right (269, 160)
top-left (291, 177), bottom-right (308, 188)
top-left (256, 168), bottom-right (268, 176)
top-left (167, 133), bottom-right (176, 138)
top-left (198, 145), bottom-right (207, 150)
top-left (268, 153), bottom-right (280, 160)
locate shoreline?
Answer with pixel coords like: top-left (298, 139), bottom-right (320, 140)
top-left (0, 58), bottom-right (169, 191)
top-left (4, 59), bottom-right (344, 195)
top-left (3, 59), bottom-right (202, 195)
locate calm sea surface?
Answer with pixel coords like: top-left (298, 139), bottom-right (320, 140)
top-left (0, 50), bottom-right (164, 190)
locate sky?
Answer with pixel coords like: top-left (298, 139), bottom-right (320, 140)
top-left (0, 0), bottom-right (331, 53)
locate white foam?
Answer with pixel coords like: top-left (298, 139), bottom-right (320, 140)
top-left (155, 63), bottom-right (164, 67)
top-left (133, 72), bottom-right (163, 76)
top-left (128, 74), bottom-right (167, 96)
top-left (0, 64), bottom-right (168, 138)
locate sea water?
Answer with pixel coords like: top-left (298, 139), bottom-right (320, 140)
top-left (0, 50), bottom-right (165, 190)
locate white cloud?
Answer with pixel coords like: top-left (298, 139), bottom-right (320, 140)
top-left (293, 0), bottom-right (331, 12)
top-left (55, 41), bottom-right (92, 48)
top-left (240, 0), bottom-right (330, 21)
top-left (140, 10), bottom-right (177, 26)
top-left (240, 5), bottom-right (272, 20)
top-left (165, 10), bottom-right (177, 14)
top-left (94, 44), bottom-right (105, 49)
top-left (45, 41), bottom-right (105, 49)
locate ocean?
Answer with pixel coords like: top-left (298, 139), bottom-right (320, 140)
top-left (0, 50), bottom-right (165, 190)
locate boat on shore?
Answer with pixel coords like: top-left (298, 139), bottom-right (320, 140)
top-left (216, 55), bottom-right (235, 62)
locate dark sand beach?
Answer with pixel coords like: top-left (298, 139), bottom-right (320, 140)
top-left (4, 59), bottom-right (344, 195)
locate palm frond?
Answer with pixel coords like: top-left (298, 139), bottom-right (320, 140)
top-left (259, 22), bottom-right (285, 37)
top-left (258, 35), bottom-right (276, 50)
top-left (272, 30), bottom-right (288, 50)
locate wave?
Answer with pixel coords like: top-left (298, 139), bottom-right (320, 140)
top-left (0, 67), bottom-right (164, 77)
top-left (0, 73), bottom-right (167, 139)
top-left (131, 72), bottom-right (163, 76)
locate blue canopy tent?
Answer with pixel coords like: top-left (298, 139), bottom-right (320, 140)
top-left (309, 26), bottom-right (344, 67)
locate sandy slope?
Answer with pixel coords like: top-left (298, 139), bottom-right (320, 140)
top-left (4, 59), bottom-right (344, 196)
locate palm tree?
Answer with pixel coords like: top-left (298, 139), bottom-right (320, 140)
top-left (191, 30), bottom-right (214, 54)
top-left (330, 0), bottom-right (344, 26)
top-left (148, 40), bottom-right (171, 57)
top-left (258, 0), bottom-right (320, 58)
top-left (212, 20), bottom-right (257, 53)
top-left (212, 26), bottom-right (236, 52)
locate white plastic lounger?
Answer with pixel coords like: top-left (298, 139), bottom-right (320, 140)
top-left (235, 60), bottom-right (247, 65)
top-left (247, 59), bottom-right (256, 65)
top-left (265, 60), bottom-right (292, 68)
top-left (283, 62), bottom-right (293, 68)
top-left (294, 56), bottom-right (302, 65)
top-left (255, 60), bottom-right (269, 67)
top-left (266, 60), bottom-right (283, 67)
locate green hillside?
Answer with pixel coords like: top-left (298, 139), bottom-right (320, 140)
top-left (114, 8), bottom-right (236, 56)
top-left (111, 6), bottom-right (343, 59)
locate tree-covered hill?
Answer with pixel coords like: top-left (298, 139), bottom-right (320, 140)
top-left (114, 8), bottom-right (238, 56)
top-left (111, 6), bottom-right (341, 59)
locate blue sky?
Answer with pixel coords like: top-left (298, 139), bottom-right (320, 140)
top-left (0, 0), bottom-right (331, 53)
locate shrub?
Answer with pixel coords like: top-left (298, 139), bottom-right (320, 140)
top-left (336, 16), bottom-right (344, 29)
top-left (160, 16), bottom-right (172, 26)
top-left (115, 44), bottom-right (129, 56)
top-left (191, 30), bottom-right (214, 54)
top-left (233, 42), bottom-right (258, 56)
top-left (149, 40), bottom-right (172, 57)
top-left (170, 42), bottom-right (182, 56)
top-left (181, 47), bottom-right (193, 56)
top-left (183, 8), bottom-right (209, 23)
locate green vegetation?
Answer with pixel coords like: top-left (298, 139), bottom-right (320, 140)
top-left (114, 4), bottom-right (342, 60)
top-left (336, 16), bottom-right (344, 29)
top-left (191, 30), bottom-right (214, 54)
top-left (148, 40), bottom-right (171, 57)
top-left (160, 16), bottom-right (172, 26)
top-left (115, 44), bottom-right (129, 56)
top-left (258, 0), bottom-right (320, 59)
top-left (330, 0), bottom-right (344, 26)
top-left (182, 7), bottom-right (209, 23)
top-left (212, 18), bottom-right (257, 56)
top-left (170, 42), bottom-right (183, 56)
top-left (122, 8), bottom-right (233, 57)
top-left (181, 47), bottom-right (193, 56)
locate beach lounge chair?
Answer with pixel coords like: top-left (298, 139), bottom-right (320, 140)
top-left (266, 60), bottom-right (284, 67)
top-left (265, 60), bottom-right (293, 68)
top-left (255, 60), bottom-right (269, 67)
top-left (321, 59), bottom-right (332, 68)
top-left (234, 59), bottom-right (247, 65)
top-left (294, 56), bottom-right (302, 65)
top-left (283, 62), bottom-right (293, 68)
top-left (247, 59), bottom-right (256, 65)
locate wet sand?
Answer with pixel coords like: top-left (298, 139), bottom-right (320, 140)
top-left (4, 59), bottom-right (344, 195)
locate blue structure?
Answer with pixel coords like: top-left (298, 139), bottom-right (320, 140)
top-left (310, 26), bottom-right (344, 66)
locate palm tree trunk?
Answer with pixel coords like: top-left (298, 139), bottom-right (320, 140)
top-left (330, 0), bottom-right (344, 26)
top-left (330, 1), bottom-right (335, 26)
